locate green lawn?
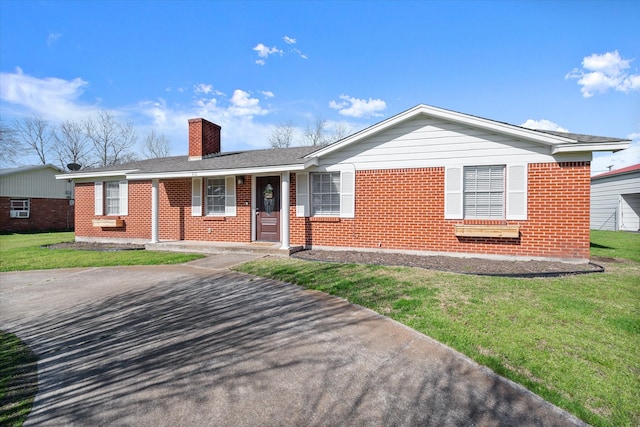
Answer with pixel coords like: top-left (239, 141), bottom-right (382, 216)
top-left (0, 332), bottom-right (37, 427)
top-left (236, 231), bottom-right (640, 427)
top-left (0, 232), bottom-right (203, 272)
top-left (590, 229), bottom-right (640, 262)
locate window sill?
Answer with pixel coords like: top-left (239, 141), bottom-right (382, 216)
top-left (309, 216), bottom-right (341, 223)
top-left (92, 218), bottom-right (124, 228)
top-left (454, 224), bottom-right (520, 238)
top-left (203, 216), bottom-right (226, 221)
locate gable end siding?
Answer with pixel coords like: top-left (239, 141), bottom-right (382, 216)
top-left (318, 116), bottom-right (590, 170)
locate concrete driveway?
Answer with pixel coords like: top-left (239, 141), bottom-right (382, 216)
top-left (0, 255), bottom-right (587, 426)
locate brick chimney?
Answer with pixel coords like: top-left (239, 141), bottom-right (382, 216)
top-left (188, 118), bottom-right (221, 160)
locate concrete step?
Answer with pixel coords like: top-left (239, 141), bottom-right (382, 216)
top-left (145, 240), bottom-right (303, 256)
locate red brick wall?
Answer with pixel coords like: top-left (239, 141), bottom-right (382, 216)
top-left (159, 178), bottom-right (252, 242)
top-left (75, 177), bottom-right (253, 243)
top-left (0, 197), bottom-right (74, 232)
top-left (290, 162), bottom-right (591, 260)
top-left (74, 161), bottom-right (591, 259)
top-left (75, 181), bottom-right (151, 240)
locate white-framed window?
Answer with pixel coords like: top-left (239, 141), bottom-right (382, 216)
top-left (105, 181), bottom-right (121, 215)
top-left (10, 199), bottom-right (30, 218)
top-left (94, 180), bottom-right (128, 216)
top-left (445, 164), bottom-right (527, 221)
top-left (296, 170), bottom-right (355, 219)
top-left (311, 172), bottom-right (340, 216)
top-left (206, 177), bottom-right (225, 215)
top-left (191, 176), bottom-right (236, 217)
top-left (463, 165), bottom-right (505, 219)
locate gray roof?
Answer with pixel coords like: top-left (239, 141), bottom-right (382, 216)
top-left (73, 145), bottom-right (321, 176)
top-left (529, 130), bottom-right (630, 144)
top-left (0, 164), bottom-right (63, 177)
top-left (58, 104), bottom-right (630, 179)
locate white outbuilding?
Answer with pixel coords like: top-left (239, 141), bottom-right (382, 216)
top-left (591, 164), bottom-right (640, 231)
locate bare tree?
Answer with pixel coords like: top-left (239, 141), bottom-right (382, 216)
top-left (142, 130), bottom-right (171, 158)
top-left (304, 116), bottom-right (327, 146)
top-left (13, 114), bottom-right (52, 164)
top-left (85, 110), bottom-right (138, 167)
top-left (53, 119), bottom-right (93, 170)
top-left (269, 121), bottom-right (295, 148)
top-left (0, 120), bottom-right (22, 167)
top-left (328, 122), bottom-right (352, 143)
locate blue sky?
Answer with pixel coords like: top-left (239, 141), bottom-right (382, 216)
top-left (1, 0), bottom-right (638, 174)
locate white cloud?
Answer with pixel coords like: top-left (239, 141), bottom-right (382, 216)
top-left (520, 119), bottom-right (569, 133)
top-left (47, 32), bottom-right (61, 46)
top-left (228, 89), bottom-right (268, 118)
top-left (194, 83), bottom-right (213, 94)
top-left (253, 43), bottom-right (282, 65)
top-left (329, 94), bottom-right (387, 118)
top-left (566, 51), bottom-right (640, 97)
top-left (260, 90), bottom-right (275, 98)
top-left (0, 67), bottom-right (93, 121)
top-left (253, 38), bottom-right (307, 64)
top-left (140, 93), bottom-right (275, 152)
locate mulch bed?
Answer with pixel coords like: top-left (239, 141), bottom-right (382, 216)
top-left (45, 241), bottom-right (606, 277)
top-left (292, 249), bottom-right (605, 277)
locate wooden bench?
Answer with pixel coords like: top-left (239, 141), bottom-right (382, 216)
top-left (454, 224), bottom-right (520, 238)
top-left (92, 218), bottom-right (124, 228)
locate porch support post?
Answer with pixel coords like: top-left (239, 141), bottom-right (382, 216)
top-left (150, 178), bottom-right (159, 243)
top-left (280, 172), bottom-right (290, 250)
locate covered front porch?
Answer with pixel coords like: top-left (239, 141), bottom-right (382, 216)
top-left (147, 170), bottom-right (299, 251)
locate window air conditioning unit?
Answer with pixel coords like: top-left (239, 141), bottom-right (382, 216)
top-left (10, 211), bottom-right (29, 218)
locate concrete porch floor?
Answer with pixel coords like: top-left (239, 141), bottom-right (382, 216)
top-left (145, 240), bottom-right (303, 256)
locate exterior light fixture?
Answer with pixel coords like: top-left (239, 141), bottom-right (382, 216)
top-left (237, 176), bottom-right (244, 185)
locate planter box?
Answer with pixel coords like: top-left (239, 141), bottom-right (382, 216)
top-left (92, 218), bottom-right (124, 228)
top-left (454, 224), bottom-right (520, 238)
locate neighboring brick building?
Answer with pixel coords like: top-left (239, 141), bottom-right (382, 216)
top-left (1, 165), bottom-right (75, 232)
top-left (59, 105), bottom-right (630, 262)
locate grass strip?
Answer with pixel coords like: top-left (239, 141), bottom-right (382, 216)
top-left (0, 331), bottom-right (38, 427)
top-left (0, 232), bottom-right (203, 272)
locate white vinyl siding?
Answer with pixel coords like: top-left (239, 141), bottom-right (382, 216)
top-left (319, 116), bottom-right (590, 170)
top-left (0, 166), bottom-right (70, 199)
top-left (591, 171), bottom-right (640, 230)
top-left (311, 172), bottom-right (340, 216)
top-left (296, 173), bottom-right (309, 217)
top-left (206, 178), bottom-right (225, 215)
top-left (191, 178), bottom-right (202, 217)
top-left (464, 165), bottom-right (505, 219)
